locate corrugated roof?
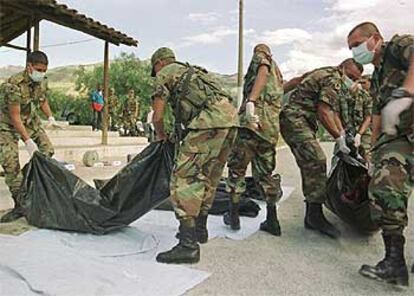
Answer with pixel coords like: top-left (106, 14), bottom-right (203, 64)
top-left (0, 0), bottom-right (138, 47)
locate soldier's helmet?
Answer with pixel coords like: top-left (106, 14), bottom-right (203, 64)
top-left (151, 47), bottom-right (176, 77)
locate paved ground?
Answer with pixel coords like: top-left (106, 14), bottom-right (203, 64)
top-left (0, 143), bottom-right (413, 295)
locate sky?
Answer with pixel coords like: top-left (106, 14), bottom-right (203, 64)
top-left (0, 0), bottom-right (413, 78)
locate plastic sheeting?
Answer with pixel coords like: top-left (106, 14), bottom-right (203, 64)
top-left (20, 142), bottom-right (175, 234)
top-left (326, 153), bottom-right (379, 233)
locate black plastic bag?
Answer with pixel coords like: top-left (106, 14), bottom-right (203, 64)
top-left (326, 153), bottom-right (379, 233)
top-left (155, 178), bottom-right (261, 217)
top-left (20, 142), bottom-right (175, 234)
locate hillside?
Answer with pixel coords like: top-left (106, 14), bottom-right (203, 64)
top-left (0, 63), bottom-right (238, 95)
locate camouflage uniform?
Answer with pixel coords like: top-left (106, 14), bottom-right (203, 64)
top-left (107, 90), bottom-right (119, 129)
top-left (0, 71), bottom-right (54, 206)
top-left (280, 67), bottom-right (345, 203)
top-left (337, 86), bottom-right (373, 159)
top-left (226, 49), bottom-right (284, 205)
top-left (368, 34), bottom-right (414, 236)
top-left (122, 93), bottom-right (139, 134)
top-left (153, 62), bottom-right (238, 219)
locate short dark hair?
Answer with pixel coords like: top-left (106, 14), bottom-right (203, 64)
top-left (348, 22), bottom-right (381, 39)
top-left (339, 58), bottom-right (364, 73)
top-left (27, 51), bottom-right (48, 65)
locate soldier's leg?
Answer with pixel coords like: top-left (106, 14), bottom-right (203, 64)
top-left (0, 131), bottom-right (25, 222)
top-left (224, 128), bottom-right (255, 230)
top-left (29, 127), bottom-right (54, 157)
top-left (252, 141), bottom-right (282, 236)
top-left (157, 128), bottom-right (236, 263)
top-left (280, 111), bottom-right (340, 238)
top-left (359, 139), bottom-right (412, 286)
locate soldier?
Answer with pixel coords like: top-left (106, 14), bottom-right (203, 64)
top-left (224, 44), bottom-right (284, 235)
top-left (0, 51), bottom-right (60, 223)
top-left (107, 88), bottom-right (119, 130)
top-left (279, 58), bottom-right (363, 239)
top-left (335, 75), bottom-right (373, 161)
top-left (348, 22), bottom-right (414, 286)
top-left (151, 47), bottom-right (238, 264)
top-left (122, 89), bottom-right (139, 136)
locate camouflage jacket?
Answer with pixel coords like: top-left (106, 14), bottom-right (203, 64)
top-left (0, 70), bottom-right (48, 131)
top-left (108, 95), bottom-right (118, 112)
top-left (152, 62), bottom-right (238, 130)
top-left (124, 95), bottom-right (139, 117)
top-left (282, 66), bottom-right (345, 131)
top-left (241, 52), bottom-right (284, 145)
top-left (371, 34), bottom-right (414, 147)
top-left (338, 87), bottom-right (373, 135)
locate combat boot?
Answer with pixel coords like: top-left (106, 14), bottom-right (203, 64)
top-left (304, 201), bottom-right (340, 239)
top-left (0, 194), bottom-right (24, 223)
top-left (223, 201), bottom-right (240, 230)
top-left (359, 234), bottom-right (409, 286)
top-left (260, 204), bottom-right (281, 236)
top-left (195, 214), bottom-right (208, 244)
top-left (156, 218), bottom-right (200, 264)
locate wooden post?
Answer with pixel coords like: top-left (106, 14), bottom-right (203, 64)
top-left (26, 19), bottom-right (32, 62)
top-left (101, 41), bottom-right (110, 145)
top-left (33, 20), bottom-right (40, 51)
top-left (236, 0), bottom-right (244, 109)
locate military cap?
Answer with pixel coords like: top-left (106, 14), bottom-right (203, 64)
top-left (151, 47), bottom-right (176, 77)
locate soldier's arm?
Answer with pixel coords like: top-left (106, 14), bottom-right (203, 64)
top-left (371, 115), bottom-right (381, 146)
top-left (152, 96), bottom-right (167, 140)
top-left (403, 55), bottom-right (414, 94)
top-left (248, 65), bottom-right (269, 102)
top-left (358, 115), bottom-right (372, 136)
top-left (317, 102), bottom-right (342, 139)
top-left (333, 112), bottom-right (345, 134)
top-left (9, 104), bottom-right (30, 142)
top-left (40, 100), bottom-right (53, 118)
top-left (283, 76), bottom-right (303, 93)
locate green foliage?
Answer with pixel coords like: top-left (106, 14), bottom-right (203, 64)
top-left (47, 89), bottom-right (91, 125)
top-left (75, 52), bottom-right (154, 121)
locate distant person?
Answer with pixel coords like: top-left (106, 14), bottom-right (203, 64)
top-left (107, 87), bottom-right (119, 130)
top-left (145, 106), bottom-right (155, 142)
top-left (122, 89), bottom-right (139, 136)
top-left (0, 51), bottom-right (61, 223)
top-left (90, 83), bottom-right (104, 131)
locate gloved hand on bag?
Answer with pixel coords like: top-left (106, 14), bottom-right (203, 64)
top-left (354, 133), bottom-right (362, 148)
top-left (335, 133), bottom-right (351, 154)
top-left (246, 101), bottom-right (259, 124)
top-left (25, 139), bottom-right (39, 157)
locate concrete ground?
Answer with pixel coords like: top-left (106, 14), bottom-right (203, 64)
top-left (0, 143), bottom-right (413, 295)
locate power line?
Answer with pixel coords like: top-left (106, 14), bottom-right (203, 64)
top-left (0, 38), bottom-right (96, 53)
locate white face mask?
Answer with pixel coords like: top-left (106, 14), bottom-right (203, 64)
top-left (29, 70), bottom-right (46, 83)
top-left (351, 36), bottom-right (378, 65)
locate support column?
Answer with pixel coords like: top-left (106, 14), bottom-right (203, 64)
top-left (26, 19), bottom-right (32, 62)
top-left (33, 20), bottom-right (40, 51)
top-left (101, 41), bottom-right (110, 145)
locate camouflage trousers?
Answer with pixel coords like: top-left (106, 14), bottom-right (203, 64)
top-left (369, 137), bottom-right (413, 235)
top-left (171, 128), bottom-right (237, 219)
top-left (360, 133), bottom-right (372, 161)
top-left (0, 127), bottom-right (54, 204)
top-left (280, 110), bottom-right (327, 204)
top-left (226, 128), bottom-right (282, 204)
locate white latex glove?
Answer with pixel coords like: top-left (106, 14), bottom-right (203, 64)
top-left (25, 139), bottom-right (39, 157)
top-left (246, 101), bottom-right (259, 124)
top-left (335, 135), bottom-right (351, 154)
top-left (381, 97), bottom-right (413, 135)
top-left (45, 116), bottom-right (64, 129)
top-left (367, 162), bottom-right (374, 177)
top-left (354, 133), bottom-right (362, 148)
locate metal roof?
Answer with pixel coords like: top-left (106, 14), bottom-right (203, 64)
top-left (0, 0), bottom-right (138, 47)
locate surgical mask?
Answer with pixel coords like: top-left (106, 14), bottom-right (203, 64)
top-left (343, 75), bottom-right (354, 89)
top-left (29, 70), bottom-right (45, 83)
top-left (352, 37), bottom-right (377, 65)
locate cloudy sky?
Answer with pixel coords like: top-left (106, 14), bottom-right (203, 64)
top-left (0, 0), bottom-right (413, 78)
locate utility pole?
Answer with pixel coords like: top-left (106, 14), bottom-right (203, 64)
top-left (236, 0), bottom-right (244, 109)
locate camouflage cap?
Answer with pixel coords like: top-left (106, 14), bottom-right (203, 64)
top-left (254, 44), bottom-right (271, 55)
top-left (151, 47), bottom-right (176, 77)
